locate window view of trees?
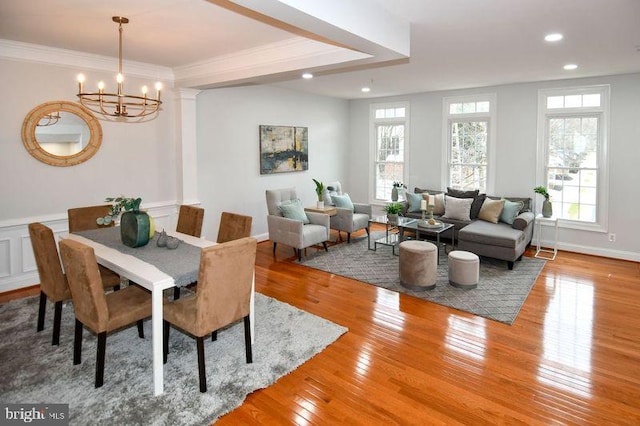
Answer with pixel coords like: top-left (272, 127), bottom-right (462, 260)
top-left (449, 121), bottom-right (488, 191)
top-left (375, 124), bottom-right (405, 200)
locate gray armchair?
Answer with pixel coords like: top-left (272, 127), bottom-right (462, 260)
top-left (266, 188), bottom-right (330, 260)
top-left (323, 181), bottom-right (372, 243)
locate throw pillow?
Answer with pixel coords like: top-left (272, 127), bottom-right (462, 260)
top-left (331, 193), bottom-right (354, 211)
top-left (478, 198), bottom-right (505, 224)
top-left (500, 199), bottom-right (525, 225)
top-left (278, 199), bottom-right (310, 224)
top-left (421, 192), bottom-right (445, 215)
top-left (406, 192), bottom-right (424, 213)
top-left (442, 195), bottom-right (473, 221)
top-left (446, 188), bottom-right (484, 219)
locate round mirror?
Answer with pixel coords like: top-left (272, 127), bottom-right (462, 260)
top-left (22, 101), bottom-right (102, 166)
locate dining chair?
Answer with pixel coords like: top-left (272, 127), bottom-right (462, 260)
top-left (176, 205), bottom-right (204, 238)
top-left (173, 205), bottom-right (205, 299)
top-left (28, 223), bottom-right (121, 346)
top-left (163, 237), bottom-right (256, 393)
top-left (217, 211), bottom-right (252, 243)
top-left (67, 205), bottom-right (122, 290)
top-left (59, 239), bottom-right (152, 388)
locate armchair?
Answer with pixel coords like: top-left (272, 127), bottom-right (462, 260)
top-left (323, 181), bottom-right (372, 243)
top-left (266, 188), bottom-right (330, 260)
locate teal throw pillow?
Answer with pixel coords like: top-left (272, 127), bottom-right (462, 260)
top-left (406, 192), bottom-right (424, 213)
top-left (500, 199), bottom-right (524, 225)
top-left (331, 193), bottom-right (354, 211)
top-left (278, 199), bottom-right (309, 224)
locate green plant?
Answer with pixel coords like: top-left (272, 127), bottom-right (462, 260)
top-left (533, 186), bottom-right (550, 200)
top-left (383, 202), bottom-right (404, 214)
top-left (312, 179), bottom-right (324, 201)
top-left (97, 196), bottom-right (142, 225)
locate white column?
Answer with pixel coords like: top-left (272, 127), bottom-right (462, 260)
top-left (174, 88), bottom-right (201, 206)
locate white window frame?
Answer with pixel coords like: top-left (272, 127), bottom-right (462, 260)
top-left (536, 85), bottom-right (610, 232)
top-left (441, 94), bottom-right (497, 194)
top-left (369, 102), bottom-right (410, 204)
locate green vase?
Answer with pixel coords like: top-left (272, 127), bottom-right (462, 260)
top-left (120, 211), bottom-right (150, 247)
top-left (391, 187), bottom-right (399, 201)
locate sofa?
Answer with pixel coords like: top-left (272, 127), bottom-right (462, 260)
top-left (402, 188), bottom-right (535, 269)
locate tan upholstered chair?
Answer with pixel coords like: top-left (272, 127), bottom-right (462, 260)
top-left (265, 187), bottom-right (330, 261)
top-left (163, 237), bottom-right (257, 392)
top-left (176, 205), bottom-right (204, 238)
top-left (323, 181), bottom-right (372, 243)
top-left (28, 223), bottom-right (121, 346)
top-left (217, 212), bottom-right (252, 243)
top-left (67, 205), bottom-right (122, 290)
top-left (59, 239), bottom-right (152, 388)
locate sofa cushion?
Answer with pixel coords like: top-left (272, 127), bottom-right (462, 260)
top-left (406, 192), bottom-right (424, 213)
top-left (458, 220), bottom-right (525, 249)
top-left (488, 196), bottom-right (531, 213)
top-left (442, 196), bottom-right (473, 221)
top-left (331, 194), bottom-right (354, 211)
top-left (278, 199), bottom-right (309, 224)
top-left (447, 188), bottom-right (485, 219)
top-left (500, 199), bottom-right (524, 225)
top-left (425, 193), bottom-right (445, 215)
top-left (478, 198), bottom-right (505, 224)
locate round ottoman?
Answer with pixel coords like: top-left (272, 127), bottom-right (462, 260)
top-left (448, 250), bottom-right (479, 289)
top-left (399, 240), bottom-right (437, 291)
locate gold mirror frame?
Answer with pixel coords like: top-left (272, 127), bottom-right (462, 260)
top-left (22, 101), bottom-right (102, 167)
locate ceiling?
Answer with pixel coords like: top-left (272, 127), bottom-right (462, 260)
top-left (1, 0), bottom-right (639, 99)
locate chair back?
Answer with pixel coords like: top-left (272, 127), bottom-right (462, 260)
top-left (195, 237), bottom-right (257, 334)
top-left (265, 188), bottom-right (298, 216)
top-left (68, 205), bottom-right (114, 233)
top-left (28, 223), bottom-right (69, 302)
top-left (322, 181), bottom-right (343, 205)
top-left (58, 239), bottom-right (109, 333)
top-left (217, 212), bottom-right (252, 243)
top-left (176, 205), bottom-right (204, 237)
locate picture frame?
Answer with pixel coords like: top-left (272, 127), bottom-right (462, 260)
top-left (259, 125), bottom-right (308, 174)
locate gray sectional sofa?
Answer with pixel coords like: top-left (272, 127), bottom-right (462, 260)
top-left (402, 188), bottom-right (535, 269)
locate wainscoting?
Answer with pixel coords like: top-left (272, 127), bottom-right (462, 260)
top-left (0, 201), bottom-right (180, 293)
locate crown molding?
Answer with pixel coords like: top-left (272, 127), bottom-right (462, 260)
top-left (0, 39), bottom-right (174, 83)
top-left (173, 36), bottom-right (370, 87)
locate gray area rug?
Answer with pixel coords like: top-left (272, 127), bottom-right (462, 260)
top-left (299, 233), bottom-right (546, 325)
top-left (0, 292), bottom-right (347, 425)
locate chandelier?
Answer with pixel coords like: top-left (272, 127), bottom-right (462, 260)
top-left (37, 113), bottom-right (61, 127)
top-left (76, 17), bottom-right (162, 119)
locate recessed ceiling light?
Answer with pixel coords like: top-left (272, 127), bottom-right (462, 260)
top-left (361, 87), bottom-right (371, 93)
top-left (563, 64), bottom-right (578, 70)
top-left (545, 33), bottom-right (563, 42)
top-left (302, 73), bottom-right (313, 79)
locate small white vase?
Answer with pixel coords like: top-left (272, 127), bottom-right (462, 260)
top-left (317, 201), bottom-right (324, 209)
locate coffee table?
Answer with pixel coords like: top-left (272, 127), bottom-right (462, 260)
top-left (368, 215), bottom-right (417, 254)
top-left (397, 220), bottom-right (454, 264)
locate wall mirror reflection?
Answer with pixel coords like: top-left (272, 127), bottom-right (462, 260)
top-left (22, 101), bottom-right (102, 166)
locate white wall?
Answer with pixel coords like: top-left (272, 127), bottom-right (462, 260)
top-left (196, 85), bottom-right (350, 241)
top-left (0, 58), bottom-right (178, 291)
top-left (348, 73), bottom-right (640, 261)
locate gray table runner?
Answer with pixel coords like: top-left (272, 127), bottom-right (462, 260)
top-left (76, 227), bottom-right (202, 287)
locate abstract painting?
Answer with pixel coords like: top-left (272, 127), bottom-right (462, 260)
top-left (259, 125), bottom-right (308, 174)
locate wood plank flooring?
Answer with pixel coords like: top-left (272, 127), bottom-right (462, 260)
top-left (220, 228), bottom-right (640, 425)
top-left (4, 227), bottom-right (639, 424)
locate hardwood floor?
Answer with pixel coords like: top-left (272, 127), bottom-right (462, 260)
top-left (4, 228), bottom-right (639, 424)
top-left (219, 229), bottom-right (640, 425)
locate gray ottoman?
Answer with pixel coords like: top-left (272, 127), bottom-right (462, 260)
top-left (399, 240), bottom-right (437, 291)
top-left (448, 250), bottom-right (479, 289)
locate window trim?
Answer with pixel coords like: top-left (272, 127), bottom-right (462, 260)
top-left (536, 85), bottom-right (610, 232)
top-left (369, 101), bottom-right (410, 204)
top-left (441, 94), bottom-right (497, 194)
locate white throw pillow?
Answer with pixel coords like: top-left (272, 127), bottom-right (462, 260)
top-left (442, 195), bottom-right (473, 221)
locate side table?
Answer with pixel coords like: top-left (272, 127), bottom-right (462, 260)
top-left (304, 206), bottom-right (337, 216)
top-left (535, 214), bottom-right (559, 260)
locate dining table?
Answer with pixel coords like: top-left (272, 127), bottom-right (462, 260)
top-left (61, 227), bottom-right (255, 396)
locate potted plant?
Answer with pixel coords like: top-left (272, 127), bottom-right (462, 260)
top-left (383, 202), bottom-right (404, 225)
top-left (391, 181), bottom-right (406, 202)
top-left (312, 179), bottom-right (325, 209)
top-left (534, 186), bottom-right (553, 218)
top-left (98, 196), bottom-right (152, 247)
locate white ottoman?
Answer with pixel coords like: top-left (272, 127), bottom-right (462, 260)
top-left (448, 250), bottom-right (479, 289)
top-left (399, 240), bottom-right (438, 291)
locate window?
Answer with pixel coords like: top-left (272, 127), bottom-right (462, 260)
top-left (443, 94), bottom-right (496, 193)
top-left (371, 103), bottom-right (409, 202)
top-left (537, 86), bottom-right (610, 230)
